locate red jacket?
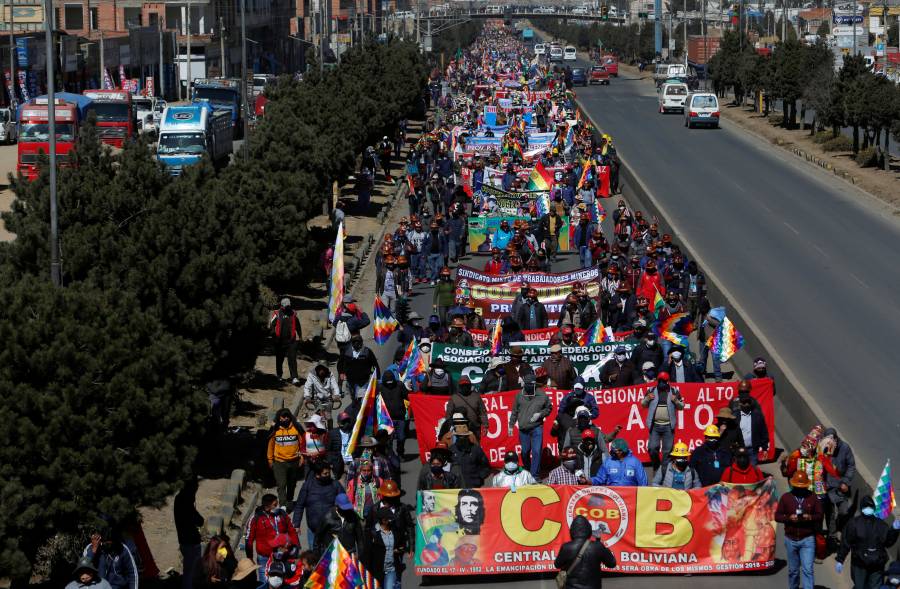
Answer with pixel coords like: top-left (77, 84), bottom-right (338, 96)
top-left (484, 259), bottom-right (503, 275)
top-left (636, 272), bottom-right (665, 303)
top-left (244, 509), bottom-right (299, 559)
top-left (720, 465), bottom-right (765, 484)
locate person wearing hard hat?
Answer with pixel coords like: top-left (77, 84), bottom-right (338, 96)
top-left (652, 441), bottom-right (702, 489)
top-left (690, 424), bottom-right (733, 486)
top-left (775, 471), bottom-right (823, 589)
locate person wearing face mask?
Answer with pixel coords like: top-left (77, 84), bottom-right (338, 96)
top-left (664, 346), bottom-right (702, 383)
top-left (270, 298), bottom-right (303, 385)
top-left (379, 372), bottom-right (410, 458)
top-left (332, 295), bottom-right (371, 354)
top-left (491, 450), bottom-right (537, 490)
top-left (630, 331), bottom-right (663, 374)
top-left (608, 281), bottom-right (636, 331)
top-left (445, 376), bottom-right (489, 440)
top-left (775, 471), bottom-right (823, 589)
top-left (636, 259), bottom-right (665, 306)
top-left (425, 358), bottom-right (455, 395)
top-left (563, 404), bottom-right (622, 450)
top-left (263, 561), bottom-right (286, 589)
top-left (652, 442), bottom-right (701, 489)
top-left (417, 445), bottom-right (461, 490)
top-left (447, 316), bottom-right (475, 347)
top-left (509, 373), bottom-right (552, 479)
top-left (640, 372), bottom-right (684, 472)
top-left (547, 447), bottom-right (584, 485)
top-left (347, 460), bottom-right (383, 520)
top-left (599, 345), bottom-right (637, 387)
top-left (542, 344), bottom-right (578, 390)
top-left (820, 428), bottom-right (857, 540)
top-left (244, 494), bottom-right (299, 582)
top-left (267, 409), bottom-right (306, 508)
top-left (745, 356), bottom-right (778, 395)
top-left (636, 361), bottom-right (657, 384)
top-left (720, 447), bottom-right (765, 483)
top-left (314, 493), bottom-right (368, 559)
top-left (714, 407), bottom-right (743, 454)
top-left (836, 497), bottom-right (900, 588)
top-left (499, 346), bottom-right (534, 391)
top-left (338, 334), bottom-right (380, 416)
top-left (591, 438), bottom-right (647, 486)
top-left (325, 411), bottom-right (353, 481)
top-left (515, 288), bottom-right (549, 330)
top-left (690, 425), bottom-right (733, 485)
top-left (432, 266), bottom-right (455, 324)
top-left (479, 356), bottom-right (505, 395)
top-left (292, 461), bottom-right (345, 550)
top-left (727, 380), bottom-right (770, 466)
top-left (573, 429), bottom-right (607, 479)
top-left (449, 421), bottom-right (491, 488)
top-left (558, 294), bottom-right (583, 330)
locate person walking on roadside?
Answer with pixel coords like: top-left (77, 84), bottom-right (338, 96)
top-left (338, 334), bottom-right (380, 415)
top-left (292, 461), bottom-right (345, 550)
top-left (509, 373), bottom-right (552, 480)
top-left (652, 441), bottom-right (701, 489)
top-left (589, 439), bottom-right (648, 487)
top-left (554, 515), bottom-right (617, 589)
top-left (775, 471), bottom-right (823, 589)
top-left (267, 409), bottom-right (305, 508)
top-left (445, 376), bottom-right (488, 440)
top-left (174, 478), bottom-right (204, 589)
top-left (690, 425), bottom-right (732, 485)
top-left (244, 494), bottom-right (299, 584)
top-left (270, 298), bottom-right (303, 385)
top-left (835, 497), bottom-right (900, 589)
top-left (720, 447), bottom-right (766, 484)
top-left (432, 267), bottom-right (455, 324)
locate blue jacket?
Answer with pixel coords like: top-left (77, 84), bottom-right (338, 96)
top-left (573, 222), bottom-right (595, 249)
top-left (592, 453), bottom-right (648, 486)
top-left (447, 217), bottom-right (466, 241)
top-left (83, 546), bottom-right (138, 589)
top-left (494, 228), bottom-right (514, 250)
top-left (293, 477), bottom-right (346, 535)
top-left (559, 389), bottom-right (598, 419)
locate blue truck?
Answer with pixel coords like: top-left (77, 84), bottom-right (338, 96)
top-left (522, 28), bottom-right (534, 40)
top-left (156, 103), bottom-right (233, 175)
top-left (192, 78), bottom-right (243, 137)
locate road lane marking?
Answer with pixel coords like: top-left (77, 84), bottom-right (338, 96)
top-left (783, 221), bottom-right (800, 235)
top-left (813, 244), bottom-right (828, 258)
top-left (849, 271), bottom-right (869, 288)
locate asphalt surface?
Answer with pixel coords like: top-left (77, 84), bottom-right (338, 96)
top-left (571, 64), bottom-right (900, 490)
top-left (366, 220), bottom-right (847, 589)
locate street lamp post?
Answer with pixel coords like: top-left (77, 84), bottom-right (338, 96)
top-left (43, 0), bottom-right (60, 286)
top-left (240, 0), bottom-right (248, 155)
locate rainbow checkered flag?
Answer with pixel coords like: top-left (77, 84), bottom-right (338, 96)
top-left (326, 222), bottom-right (345, 323)
top-left (874, 459), bottom-right (897, 520)
top-left (488, 319), bottom-right (503, 355)
top-left (346, 372), bottom-right (377, 456)
top-left (706, 316), bottom-right (744, 363)
top-left (372, 295), bottom-right (399, 345)
top-left (652, 287), bottom-right (665, 318)
top-left (579, 319), bottom-right (609, 345)
top-left (375, 394), bottom-right (395, 435)
top-left (305, 538), bottom-right (379, 589)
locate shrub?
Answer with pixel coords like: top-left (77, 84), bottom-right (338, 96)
top-left (813, 130), bottom-right (833, 144)
top-left (822, 135), bottom-right (852, 152)
top-left (855, 146), bottom-right (878, 167)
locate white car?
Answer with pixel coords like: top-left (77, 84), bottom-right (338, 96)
top-left (549, 46), bottom-right (564, 61)
top-left (684, 92), bottom-right (720, 128)
top-left (0, 107), bottom-right (16, 144)
top-left (534, 43), bottom-right (546, 56)
top-left (658, 82), bottom-right (689, 113)
top-left (563, 46), bottom-right (577, 61)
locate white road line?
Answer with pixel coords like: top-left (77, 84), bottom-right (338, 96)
top-left (849, 271), bottom-right (870, 288)
top-left (813, 244), bottom-right (828, 258)
top-left (783, 221), bottom-right (800, 235)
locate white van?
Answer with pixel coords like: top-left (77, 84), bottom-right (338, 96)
top-left (549, 46), bottom-right (564, 62)
top-left (564, 46), bottom-right (577, 61)
top-left (534, 43), bottom-right (546, 56)
top-left (684, 92), bottom-right (720, 128)
top-left (659, 81), bottom-right (689, 113)
top-left (653, 63), bottom-right (688, 85)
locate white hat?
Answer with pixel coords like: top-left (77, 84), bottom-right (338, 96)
top-left (574, 406), bottom-right (591, 417)
top-left (642, 361), bottom-right (655, 371)
top-left (489, 356), bottom-right (504, 370)
top-left (419, 338), bottom-right (432, 347)
top-left (573, 381), bottom-right (585, 390)
top-left (305, 414), bottom-right (326, 431)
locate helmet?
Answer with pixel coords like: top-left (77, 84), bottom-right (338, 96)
top-left (440, 266), bottom-right (451, 276)
top-left (670, 441), bottom-right (690, 458)
top-left (385, 255), bottom-right (396, 264)
top-left (703, 424), bottom-right (721, 438)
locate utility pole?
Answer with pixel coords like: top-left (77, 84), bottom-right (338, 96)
top-left (739, 0), bottom-right (744, 51)
top-left (852, 0), bottom-right (857, 55)
top-left (5, 0), bottom-right (14, 103)
top-left (43, 0), bottom-right (60, 286)
top-left (186, 0), bottom-right (192, 99)
top-left (319, 1), bottom-right (325, 76)
top-left (683, 0), bottom-right (688, 65)
top-left (159, 26), bottom-right (165, 98)
top-left (240, 0), bottom-right (248, 155)
top-left (220, 17), bottom-right (226, 77)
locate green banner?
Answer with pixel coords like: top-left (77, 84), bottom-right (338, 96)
top-left (431, 341), bottom-right (633, 386)
top-left (467, 215), bottom-right (571, 253)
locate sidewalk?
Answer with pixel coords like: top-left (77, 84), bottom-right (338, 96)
top-left (138, 116), bottom-right (426, 575)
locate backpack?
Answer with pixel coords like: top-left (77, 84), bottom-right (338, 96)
top-left (335, 319), bottom-right (351, 343)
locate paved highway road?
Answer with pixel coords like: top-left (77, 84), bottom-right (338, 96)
top-left (569, 62), bottom-right (900, 488)
top-left (367, 240), bottom-right (846, 589)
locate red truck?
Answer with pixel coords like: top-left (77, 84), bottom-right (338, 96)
top-left (82, 89), bottom-right (134, 147)
top-left (17, 99), bottom-right (81, 181)
top-left (600, 54), bottom-right (619, 76)
top-left (589, 65), bottom-right (611, 85)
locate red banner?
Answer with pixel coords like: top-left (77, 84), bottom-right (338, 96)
top-left (468, 327), bottom-right (633, 346)
top-left (414, 480), bottom-right (778, 575)
top-left (409, 379), bottom-right (775, 467)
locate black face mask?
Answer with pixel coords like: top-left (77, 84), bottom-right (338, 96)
top-left (278, 420), bottom-right (291, 429)
top-left (430, 465), bottom-right (444, 475)
top-left (706, 438), bottom-right (720, 448)
top-left (460, 386), bottom-right (472, 396)
top-left (317, 475), bottom-right (333, 485)
top-left (735, 456), bottom-right (751, 469)
top-left (340, 422), bottom-right (353, 432)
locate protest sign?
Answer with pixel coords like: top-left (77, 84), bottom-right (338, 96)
top-left (467, 215), bottom-right (571, 252)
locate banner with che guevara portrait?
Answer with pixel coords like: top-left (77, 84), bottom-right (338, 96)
top-left (415, 479), bottom-right (778, 576)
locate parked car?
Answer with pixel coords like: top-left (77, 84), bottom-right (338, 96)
top-left (571, 67), bottom-right (587, 86)
top-left (658, 81), bottom-right (689, 113)
top-left (684, 92), bottom-right (720, 128)
top-left (534, 43), bottom-right (546, 55)
top-left (0, 107), bottom-right (17, 144)
top-left (549, 46), bottom-right (564, 61)
top-left (589, 65), bottom-right (610, 85)
top-left (564, 46), bottom-right (577, 61)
